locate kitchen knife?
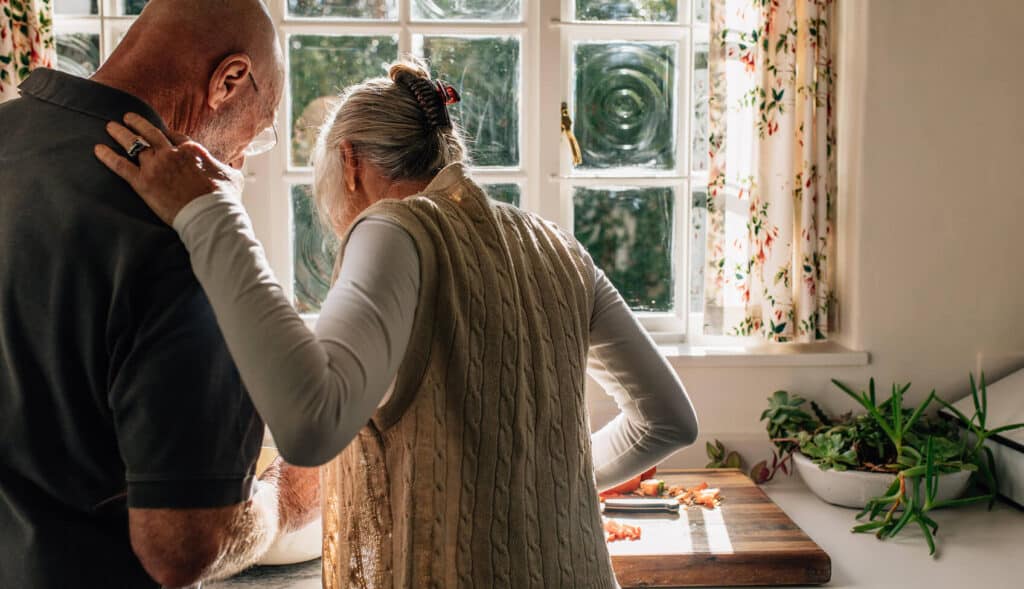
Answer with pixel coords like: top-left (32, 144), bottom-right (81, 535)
top-left (602, 497), bottom-right (679, 513)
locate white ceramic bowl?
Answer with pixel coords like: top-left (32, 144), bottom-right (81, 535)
top-left (792, 451), bottom-right (972, 509)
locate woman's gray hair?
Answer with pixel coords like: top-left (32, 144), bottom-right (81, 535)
top-left (311, 58), bottom-right (468, 236)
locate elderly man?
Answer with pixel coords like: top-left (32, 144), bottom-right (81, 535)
top-left (0, 1), bottom-right (319, 588)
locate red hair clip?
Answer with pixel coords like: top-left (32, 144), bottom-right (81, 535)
top-left (435, 81), bottom-right (461, 106)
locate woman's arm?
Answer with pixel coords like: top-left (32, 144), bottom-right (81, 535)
top-left (587, 265), bottom-right (699, 491)
top-left (93, 114), bottom-right (421, 465)
top-left (174, 193), bottom-right (420, 466)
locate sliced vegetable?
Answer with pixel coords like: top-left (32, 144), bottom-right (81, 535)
top-left (639, 479), bottom-right (666, 497)
top-left (604, 518), bottom-right (642, 542)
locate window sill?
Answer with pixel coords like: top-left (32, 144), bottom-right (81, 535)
top-left (305, 314), bottom-right (867, 368)
top-left (658, 341), bottom-right (869, 368)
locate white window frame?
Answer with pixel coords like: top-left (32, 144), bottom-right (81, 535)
top-left (52, 1), bottom-right (137, 65)
top-left (54, 0), bottom-right (720, 344)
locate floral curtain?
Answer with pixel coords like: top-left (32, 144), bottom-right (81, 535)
top-left (703, 0), bottom-right (836, 342)
top-left (0, 0), bottom-right (55, 102)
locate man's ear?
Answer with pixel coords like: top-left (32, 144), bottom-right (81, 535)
top-left (207, 53), bottom-right (253, 111)
top-left (340, 140), bottom-right (358, 193)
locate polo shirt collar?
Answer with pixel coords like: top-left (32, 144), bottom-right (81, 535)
top-left (19, 68), bottom-right (166, 131)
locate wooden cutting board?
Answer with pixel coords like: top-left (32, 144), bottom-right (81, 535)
top-left (607, 469), bottom-right (830, 587)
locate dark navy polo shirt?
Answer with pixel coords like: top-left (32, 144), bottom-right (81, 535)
top-left (0, 69), bottom-right (264, 588)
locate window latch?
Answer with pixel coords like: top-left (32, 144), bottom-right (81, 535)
top-left (560, 102), bottom-right (583, 167)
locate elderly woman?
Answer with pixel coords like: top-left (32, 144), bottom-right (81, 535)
top-left (95, 60), bottom-right (698, 588)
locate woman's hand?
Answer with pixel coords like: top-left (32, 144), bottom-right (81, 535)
top-left (95, 112), bottom-right (244, 226)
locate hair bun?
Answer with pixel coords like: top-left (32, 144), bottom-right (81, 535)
top-left (389, 60), bottom-right (457, 131)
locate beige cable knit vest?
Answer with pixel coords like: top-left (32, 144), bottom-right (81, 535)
top-left (321, 164), bottom-right (616, 589)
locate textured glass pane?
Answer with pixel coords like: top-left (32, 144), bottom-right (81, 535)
top-left (288, 0), bottom-right (397, 19)
top-left (575, 0), bottom-right (677, 22)
top-left (56, 33), bottom-right (100, 78)
top-left (413, 0), bottom-right (520, 21)
top-left (123, 0), bottom-right (148, 15)
top-left (56, 0), bottom-right (98, 15)
top-left (574, 186), bottom-right (674, 312)
top-left (689, 187), bottom-right (707, 313)
top-left (692, 43), bottom-right (709, 172)
top-left (289, 35), bottom-right (399, 167)
top-left (292, 186), bottom-right (339, 313)
top-left (694, 0), bottom-right (710, 23)
top-left (485, 183), bottom-right (520, 207)
top-left (419, 36), bottom-right (519, 167)
top-left (574, 42), bottom-right (676, 170)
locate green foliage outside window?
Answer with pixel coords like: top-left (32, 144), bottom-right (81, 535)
top-left (289, 35), bottom-right (399, 167)
top-left (574, 186), bottom-right (674, 312)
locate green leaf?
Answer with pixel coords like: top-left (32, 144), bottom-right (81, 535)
top-left (929, 494), bottom-right (992, 510)
top-left (918, 512), bottom-right (939, 535)
top-left (724, 451), bottom-right (742, 469)
top-left (887, 506), bottom-right (916, 538)
top-left (925, 436), bottom-right (938, 503)
top-left (986, 422), bottom-right (1024, 437)
top-left (969, 372), bottom-right (981, 428)
top-left (707, 441), bottom-right (722, 460)
top-left (980, 372), bottom-right (988, 426)
top-left (917, 519), bottom-right (937, 556)
top-left (851, 521), bottom-right (887, 533)
top-left (903, 390), bottom-right (935, 434)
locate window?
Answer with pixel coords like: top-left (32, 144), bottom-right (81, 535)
top-left (53, 0), bottom-right (712, 341)
top-left (271, 1), bottom-right (532, 314)
top-left (52, 1), bottom-right (146, 79)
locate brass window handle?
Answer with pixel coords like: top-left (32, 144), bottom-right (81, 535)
top-left (560, 102), bottom-right (583, 166)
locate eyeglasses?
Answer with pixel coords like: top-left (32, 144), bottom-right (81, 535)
top-left (243, 123), bottom-right (278, 157)
top-left (242, 71), bottom-right (278, 157)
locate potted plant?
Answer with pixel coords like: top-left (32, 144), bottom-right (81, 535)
top-left (754, 373), bottom-right (1024, 556)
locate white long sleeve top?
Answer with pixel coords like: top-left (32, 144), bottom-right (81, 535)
top-left (172, 191), bottom-right (698, 489)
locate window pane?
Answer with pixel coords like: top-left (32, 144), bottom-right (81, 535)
top-left (56, 33), bottom-right (100, 78)
top-left (418, 35), bottom-right (520, 168)
top-left (288, 0), bottom-right (397, 20)
top-left (575, 0), bottom-right (677, 22)
top-left (689, 186), bottom-right (707, 313)
top-left (574, 186), bottom-right (674, 312)
top-left (55, 0), bottom-right (98, 15)
top-left (574, 42), bottom-right (676, 171)
top-left (123, 0), bottom-right (148, 15)
top-left (289, 35), bottom-right (399, 167)
top-left (484, 183), bottom-right (520, 207)
top-left (292, 185), bottom-right (339, 313)
top-left (692, 42), bottom-right (709, 172)
top-left (413, 0), bottom-right (521, 21)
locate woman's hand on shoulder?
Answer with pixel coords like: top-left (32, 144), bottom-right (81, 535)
top-left (94, 112), bottom-right (243, 226)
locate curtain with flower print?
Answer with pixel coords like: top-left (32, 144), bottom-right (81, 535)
top-left (703, 0), bottom-right (836, 342)
top-left (0, 0), bottom-right (55, 102)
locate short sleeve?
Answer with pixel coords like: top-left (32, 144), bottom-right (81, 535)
top-left (108, 266), bottom-right (264, 509)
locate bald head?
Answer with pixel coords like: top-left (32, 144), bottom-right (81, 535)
top-left (94, 0), bottom-right (284, 163)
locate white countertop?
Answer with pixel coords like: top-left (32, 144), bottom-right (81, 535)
top-left (214, 478), bottom-right (1024, 589)
top-left (762, 479), bottom-right (1023, 589)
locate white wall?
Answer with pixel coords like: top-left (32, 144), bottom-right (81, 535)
top-left (590, 0), bottom-right (1024, 468)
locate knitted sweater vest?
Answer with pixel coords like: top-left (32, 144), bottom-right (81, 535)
top-left (321, 165), bottom-right (617, 589)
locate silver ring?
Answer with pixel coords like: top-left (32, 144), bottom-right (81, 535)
top-left (127, 137), bottom-right (151, 158)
